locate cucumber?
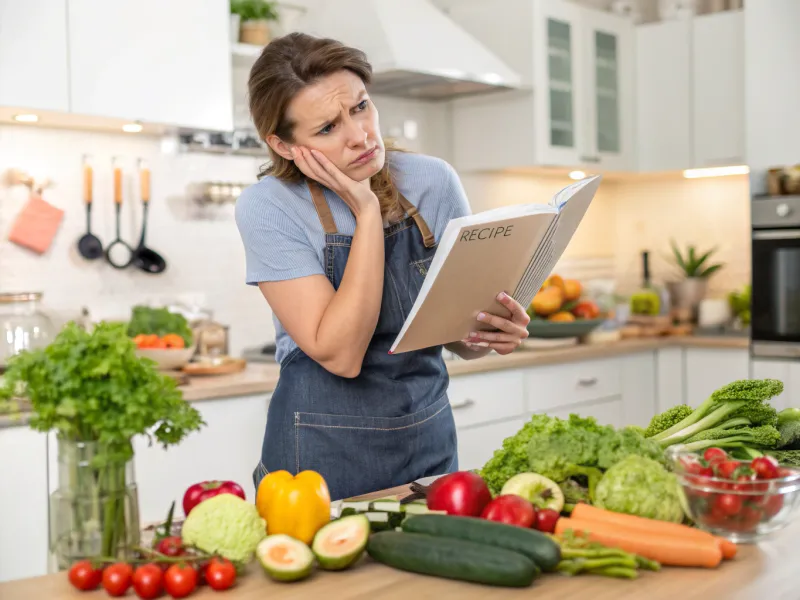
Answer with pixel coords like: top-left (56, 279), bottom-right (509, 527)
top-left (367, 531), bottom-right (538, 588)
top-left (401, 514), bottom-right (561, 572)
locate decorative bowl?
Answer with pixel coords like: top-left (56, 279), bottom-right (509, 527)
top-left (526, 318), bottom-right (606, 339)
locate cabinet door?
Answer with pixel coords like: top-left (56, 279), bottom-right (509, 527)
top-left (583, 9), bottom-right (634, 171)
top-left (0, 0), bottom-right (69, 112)
top-left (635, 21), bottom-right (692, 172)
top-left (692, 11), bottom-right (744, 168)
top-left (67, 0), bottom-right (233, 131)
top-left (457, 418), bottom-right (528, 472)
top-left (133, 395), bottom-right (268, 524)
top-left (533, 0), bottom-right (586, 167)
top-left (684, 348), bottom-right (749, 408)
top-left (545, 396), bottom-right (625, 428)
top-left (0, 427), bottom-right (49, 582)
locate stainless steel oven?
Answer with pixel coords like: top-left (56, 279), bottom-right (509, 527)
top-left (751, 195), bottom-right (800, 358)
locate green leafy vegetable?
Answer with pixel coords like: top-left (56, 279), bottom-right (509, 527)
top-left (0, 321), bottom-right (204, 461)
top-left (644, 405), bottom-right (694, 438)
top-left (594, 456), bottom-right (684, 523)
top-left (596, 427), bottom-right (665, 470)
top-left (767, 449), bottom-right (800, 468)
top-left (127, 305), bottom-right (194, 346)
top-left (776, 408), bottom-right (800, 450)
top-left (680, 425), bottom-right (781, 452)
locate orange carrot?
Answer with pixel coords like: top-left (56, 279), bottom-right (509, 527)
top-left (570, 504), bottom-right (737, 560)
top-left (555, 517), bottom-right (723, 569)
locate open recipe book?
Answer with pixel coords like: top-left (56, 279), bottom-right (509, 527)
top-left (389, 175), bottom-right (602, 354)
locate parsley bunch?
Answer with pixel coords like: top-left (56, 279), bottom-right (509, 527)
top-left (1, 320), bottom-right (204, 460)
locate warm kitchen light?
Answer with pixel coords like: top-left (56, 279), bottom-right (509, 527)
top-left (13, 114), bottom-right (39, 123)
top-left (569, 170), bottom-right (586, 180)
top-left (682, 165), bottom-right (750, 179)
top-left (122, 122), bottom-right (143, 133)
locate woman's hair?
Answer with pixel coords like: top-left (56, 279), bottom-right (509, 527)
top-left (248, 32), bottom-right (404, 220)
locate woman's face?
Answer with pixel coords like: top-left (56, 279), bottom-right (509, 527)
top-left (270, 70), bottom-right (385, 183)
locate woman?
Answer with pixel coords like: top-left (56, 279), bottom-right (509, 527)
top-left (236, 32), bottom-right (530, 500)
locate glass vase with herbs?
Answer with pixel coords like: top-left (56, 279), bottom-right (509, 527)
top-left (0, 321), bottom-right (204, 570)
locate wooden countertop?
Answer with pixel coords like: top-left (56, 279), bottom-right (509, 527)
top-left (0, 335), bottom-right (749, 428)
top-left (2, 481), bottom-right (796, 600)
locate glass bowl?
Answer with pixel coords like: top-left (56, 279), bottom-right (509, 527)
top-left (669, 448), bottom-right (800, 543)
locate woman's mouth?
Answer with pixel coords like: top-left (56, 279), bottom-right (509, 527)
top-left (351, 147), bottom-right (378, 165)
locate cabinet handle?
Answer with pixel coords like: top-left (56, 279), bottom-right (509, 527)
top-left (450, 398), bottom-right (476, 410)
top-left (577, 377), bottom-right (598, 387)
top-left (578, 156), bottom-right (602, 164)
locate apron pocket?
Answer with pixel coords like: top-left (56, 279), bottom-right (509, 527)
top-left (295, 394), bottom-right (456, 500)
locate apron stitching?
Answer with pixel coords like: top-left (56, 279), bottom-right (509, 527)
top-left (294, 412), bottom-right (300, 473)
top-left (296, 402), bottom-right (449, 432)
top-left (385, 268), bottom-right (406, 321)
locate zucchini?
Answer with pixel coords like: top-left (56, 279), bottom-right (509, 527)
top-left (367, 531), bottom-right (538, 588)
top-left (401, 514), bottom-right (561, 572)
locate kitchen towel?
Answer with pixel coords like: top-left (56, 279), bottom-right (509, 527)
top-left (7, 193), bottom-right (65, 254)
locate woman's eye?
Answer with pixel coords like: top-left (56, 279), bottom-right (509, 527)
top-left (356, 100), bottom-right (369, 111)
top-left (318, 123), bottom-right (333, 135)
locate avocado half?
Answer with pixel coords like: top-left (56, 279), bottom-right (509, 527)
top-left (312, 514), bottom-right (370, 571)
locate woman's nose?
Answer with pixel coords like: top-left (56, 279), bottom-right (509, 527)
top-left (344, 118), bottom-right (368, 147)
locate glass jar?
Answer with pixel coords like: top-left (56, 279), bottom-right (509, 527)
top-left (48, 438), bottom-right (141, 570)
top-left (0, 292), bottom-right (56, 368)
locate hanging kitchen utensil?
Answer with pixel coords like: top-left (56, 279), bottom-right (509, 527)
top-left (131, 159), bottom-right (167, 274)
top-left (77, 156), bottom-right (103, 260)
top-left (104, 158), bottom-right (134, 269)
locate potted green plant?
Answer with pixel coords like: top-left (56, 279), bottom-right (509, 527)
top-left (666, 240), bottom-right (725, 318)
top-left (230, 0), bottom-right (280, 46)
top-left (0, 321), bottom-right (204, 569)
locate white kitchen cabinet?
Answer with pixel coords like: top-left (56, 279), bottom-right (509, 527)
top-left (545, 396), bottom-right (625, 428)
top-left (66, 0), bottom-right (233, 131)
top-left (620, 351), bottom-right (657, 427)
top-left (0, 427), bottom-right (49, 583)
top-left (443, 0), bottom-right (635, 172)
top-left (133, 394), bottom-right (269, 525)
top-left (684, 348), bottom-right (750, 408)
top-left (656, 347), bottom-right (686, 410)
top-left (456, 417), bottom-right (528, 472)
top-left (524, 357), bottom-right (622, 414)
top-left (448, 370), bottom-right (525, 429)
top-left (692, 11), bottom-right (744, 168)
top-left (635, 20), bottom-right (692, 172)
top-left (0, 0), bottom-right (70, 112)
top-left (750, 359), bottom-right (800, 412)
top-left (745, 0), bottom-right (800, 170)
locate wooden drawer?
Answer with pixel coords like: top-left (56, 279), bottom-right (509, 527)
top-left (524, 358), bottom-right (621, 413)
top-left (456, 418), bottom-right (528, 472)
top-left (447, 370), bottom-right (526, 429)
top-left (544, 396), bottom-right (625, 429)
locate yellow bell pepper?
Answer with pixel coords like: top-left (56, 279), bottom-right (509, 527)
top-left (256, 470), bottom-right (331, 545)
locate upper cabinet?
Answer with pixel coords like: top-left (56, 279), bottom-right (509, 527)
top-left (0, 0), bottom-right (70, 112)
top-left (692, 11), bottom-right (744, 168)
top-left (67, 0), bottom-right (233, 132)
top-left (442, 0), bottom-right (635, 172)
top-left (635, 10), bottom-right (744, 172)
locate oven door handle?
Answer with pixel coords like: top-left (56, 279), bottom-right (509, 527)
top-left (753, 229), bottom-right (800, 240)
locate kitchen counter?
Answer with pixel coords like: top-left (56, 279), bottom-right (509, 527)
top-left (1, 480), bottom-right (796, 600)
top-left (0, 335), bottom-right (748, 428)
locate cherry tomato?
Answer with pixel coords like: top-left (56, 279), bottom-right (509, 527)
top-left (751, 456), bottom-right (780, 480)
top-left (103, 563), bottom-right (133, 597)
top-left (205, 558), bottom-right (237, 591)
top-left (534, 508), bottom-right (560, 533)
top-left (715, 460), bottom-right (741, 480)
top-left (714, 493), bottom-right (743, 516)
top-left (155, 536), bottom-right (185, 557)
top-left (738, 504), bottom-right (763, 529)
top-left (703, 447), bottom-right (728, 466)
top-left (164, 564), bottom-right (198, 598)
top-left (761, 495), bottom-right (784, 518)
top-left (132, 563), bottom-right (163, 600)
top-left (68, 560), bottom-right (103, 591)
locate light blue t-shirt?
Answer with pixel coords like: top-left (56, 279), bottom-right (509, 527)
top-left (235, 151), bottom-right (472, 363)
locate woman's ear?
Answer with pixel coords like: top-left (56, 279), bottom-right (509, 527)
top-left (265, 134), bottom-right (294, 161)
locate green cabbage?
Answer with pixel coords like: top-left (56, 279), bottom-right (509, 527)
top-left (181, 493), bottom-right (267, 563)
top-left (594, 455), bottom-right (684, 523)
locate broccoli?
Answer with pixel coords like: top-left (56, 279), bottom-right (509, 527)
top-left (652, 379), bottom-right (784, 447)
top-left (767, 449), bottom-right (800, 468)
top-left (644, 404), bottom-right (693, 438)
top-left (776, 408), bottom-right (800, 449)
top-left (680, 425), bottom-right (781, 453)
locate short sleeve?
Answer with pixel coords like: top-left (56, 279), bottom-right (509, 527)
top-left (440, 161), bottom-right (473, 221)
top-left (235, 186), bottom-right (324, 286)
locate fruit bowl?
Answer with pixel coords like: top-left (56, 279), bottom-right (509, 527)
top-left (136, 346), bottom-right (196, 370)
top-left (526, 318), bottom-right (605, 339)
top-left (670, 448), bottom-right (800, 543)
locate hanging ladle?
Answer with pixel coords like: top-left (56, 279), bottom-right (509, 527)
top-left (131, 159), bottom-right (167, 274)
top-left (76, 156), bottom-right (103, 260)
top-left (104, 157), bottom-right (134, 269)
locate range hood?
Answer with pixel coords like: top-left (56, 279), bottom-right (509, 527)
top-left (293, 0), bottom-right (522, 100)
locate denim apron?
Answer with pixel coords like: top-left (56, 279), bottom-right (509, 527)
top-left (253, 181), bottom-right (458, 500)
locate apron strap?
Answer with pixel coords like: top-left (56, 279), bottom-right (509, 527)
top-left (307, 181), bottom-right (338, 235)
top-left (397, 193), bottom-right (436, 249)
